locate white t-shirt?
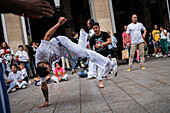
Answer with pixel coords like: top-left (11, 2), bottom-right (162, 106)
top-left (126, 22), bottom-right (146, 44)
top-left (21, 68), bottom-right (28, 79)
top-left (160, 30), bottom-right (167, 39)
top-left (8, 71), bottom-right (22, 85)
top-left (167, 32), bottom-right (170, 42)
top-left (35, 38), bottom-right (63, 65)
top-left (15, 50), bottom-right (29, 62)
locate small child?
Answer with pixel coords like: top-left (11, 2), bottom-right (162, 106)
top-left (51, 62), bottom-right (68, 83)
top-left (5, 64), bottom-right (27, 93)
top-left (20, 63), bottom-right (29, 83)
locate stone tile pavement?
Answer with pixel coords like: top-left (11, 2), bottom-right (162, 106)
top-left (8, 57), bottom-right (170, 113)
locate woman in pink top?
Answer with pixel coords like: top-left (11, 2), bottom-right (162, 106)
top-left (122, 25), bottom-right (136, 64)
top-left (51, 62), bottom-right (68, 82)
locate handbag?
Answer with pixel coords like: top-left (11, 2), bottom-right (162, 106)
top-left (122, 49), bottom-right (129, 60)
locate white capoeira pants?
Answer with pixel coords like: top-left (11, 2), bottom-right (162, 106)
top-left (51, 36), bottom-right (112, 72)
top-left (78, 30), bottom-right (97, 77)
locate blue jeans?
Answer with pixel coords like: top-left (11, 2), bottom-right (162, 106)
top-left (72, 57), bottom-right (78, 71)
top-left (0, 65), bottom-right (11, 113)
top-left (78, 70), bottom-right (88, 78)
top-left (8, 82), bottom-right (17, 90)
top-left (1, 61), bottom-right (6, 76)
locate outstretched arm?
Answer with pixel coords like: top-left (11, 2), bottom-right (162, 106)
top-left (43, 17), bottom-right (67, 41)
top-left (0, 0), bottom-right (54, 17)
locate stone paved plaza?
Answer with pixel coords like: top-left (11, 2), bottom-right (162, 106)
top-left (9, 57), bottom-right (170, 113)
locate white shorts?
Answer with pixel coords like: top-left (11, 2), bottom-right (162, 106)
top-left (40, 77), bottom-right (46, 83)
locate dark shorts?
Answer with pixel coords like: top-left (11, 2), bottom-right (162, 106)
top-left (155, 41), bottom-right (161, 48)
top-left (110, 48), bottom-right (118, 59)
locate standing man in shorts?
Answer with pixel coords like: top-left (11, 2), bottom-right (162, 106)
top-left (152, 25), bottom-right (162, 57)
top-left (126, 14), bottom-right (147, 72)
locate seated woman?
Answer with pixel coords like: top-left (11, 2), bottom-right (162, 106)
top-left (5, 64), bottom-right (27, 93)
top-left (34, 75), bottom-right (51, 86)
top-left (51, 62), bottom-right (68, 83)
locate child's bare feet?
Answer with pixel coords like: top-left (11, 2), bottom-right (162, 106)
top-left (37, 102), bottom-right (48, 108)
top-left (105, 76), bottom-right (110, 80)
top-left (99, 80), bottom-right (104, 88)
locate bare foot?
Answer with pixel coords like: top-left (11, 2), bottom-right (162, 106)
top-left (37, 102), bottom-right (48, 108)
top-left (105, 76), bottom-right (110, 80)
top-left (99, 80), bottom-right (104, 88)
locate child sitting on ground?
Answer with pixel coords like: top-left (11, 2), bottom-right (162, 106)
top-left (51, 62), bottom-right (68, 83)
top-left (5, 64), bottom-right (27, 93)
top-left (20, 63), bottom-right (29, 83)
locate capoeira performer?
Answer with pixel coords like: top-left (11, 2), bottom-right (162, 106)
top-left (35, 17), bottom-right (117, 108)
top-left (89, 22), bottom-right (118, 88)
top-left (78, 19), bottom-right (97, 79)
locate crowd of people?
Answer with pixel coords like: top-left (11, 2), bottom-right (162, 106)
top-left (1, 14), bottom-right (170, 94)
top-left (0, 14), bottom-right (170, 110)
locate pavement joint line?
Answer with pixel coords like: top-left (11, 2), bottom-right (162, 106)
top-left (28, 83), bottom-right (54, 113)
top-left (12, 85), bottom-right (40, 110)
top-left (124, 76), bottom-right (170, 101)
top-left (93, 79), bottom-right (113, 112)
top-left (110, 79), bottom-right (150, 113)
top-left (52, 81), bottom-right (67, 113)
top-left (79, 78), bottom-right (82, 113)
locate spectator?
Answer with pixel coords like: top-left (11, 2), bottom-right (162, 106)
top-left (152, 25), bottom-right (162, 57)
top-left (19, 63), bottom-right (29, 83)
top-left (148, 32), bottom-right (154, 56)
top-left (15, 45), bottom-right (30, 76)
top-left (51, 62), bottom-right (68, 82)
top-left (122, 25), bottom-right (136, 64)
top-left (126, 14), bottom-right (147, 72)
top-left (61, 54), bottom-right (71, 70)
top-left (0, 42), bottom-right (14, 76)
top-left (5, 64), bottom-right (27, 93)
top-left (86, 19), bottom-right (97, 79)
top-left (78, 61), bottom-right (89, 78)
top-left (167, 26), bottom-right (170, 51)
top-left (71, 32), bottom-right (79, 74)
top-left (160, 26), bottom-right (170, 57)
top-left (108, 31), bottom-right (118, 59)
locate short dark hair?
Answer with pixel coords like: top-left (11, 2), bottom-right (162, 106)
top-left (92, 22), bottom-right (100, 27)
top-left (132, 14), bottom-right (137, 17)
top-left (72, 32), bottom-right (78, 38)
top-left (11, 64), bottom-right (18, 69)
top-left (87, 19), bottom-right (95, 25)
top-left (18, 45), bottom-right (23, 48)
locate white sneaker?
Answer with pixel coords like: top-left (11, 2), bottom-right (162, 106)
top-left (87, 75), bottom-right (93, 79)
top-left (28, 80), bottom-right (31, 85)
top-left (155, 54), bottom-right (159, 57)
top-left (163, 55), bottom-right (167, 57)
top-left (167, 54), bottom-right (170, 57)
top-left (152, 53), bottom-right (156, 56)
top-left (159, 54), bottom-right (163, 57)
top-left (22, 85), bottom-right (26, 89)
top-left (11, 88), bottom-right (16, 92)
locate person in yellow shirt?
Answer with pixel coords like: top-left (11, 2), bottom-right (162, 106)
top-left (152, 25), bottom-right (162, 57)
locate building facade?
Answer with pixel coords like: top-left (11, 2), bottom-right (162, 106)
top-left (0, 0), bottom-right (170, 54)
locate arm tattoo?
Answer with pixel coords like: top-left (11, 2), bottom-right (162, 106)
top-left (41, 87), bottom-right (49, 102)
